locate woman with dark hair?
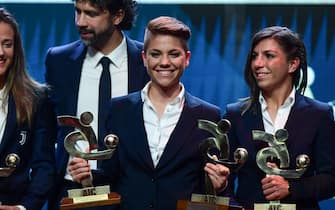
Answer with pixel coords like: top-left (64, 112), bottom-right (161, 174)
top-left (0, 8), bottom-right (56, 210)
top-left (223, 26), bottom-right (335, 210)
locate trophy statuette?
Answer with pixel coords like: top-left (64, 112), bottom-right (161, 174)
top-left (177, 119), bottom-right (247, 210)
top-left (58, 112), bottom-right (120, 210)
top-left (0, 153), bottom-right (20, 177)
top-left (253, 129), bottom-right (310, 210)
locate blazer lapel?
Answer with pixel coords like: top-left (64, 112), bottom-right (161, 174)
top-left (65, 42), bottom-right (87, 115)
top-left (284, 93), bottom-right (308, 147)
top-left (0, 94), bottom-right (17, 155)
top-left (156, 93), bottom-right (198, 169)
top-left (245, 102), bottom-right (268, 150)
top-left (128, 93), bottom-right (155, 170)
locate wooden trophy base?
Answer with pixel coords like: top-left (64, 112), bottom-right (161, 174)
top-left (60, 192), bottom-right (121, 210)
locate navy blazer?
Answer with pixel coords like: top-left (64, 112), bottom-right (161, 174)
top-left (95, 91), bottom-right (221, 210)
top-left (0, 90), bottom-right (56, 209)
top-left (45, 37), bottom-right (149, 184)
top-left (223, 93), bottom-right (335, 210)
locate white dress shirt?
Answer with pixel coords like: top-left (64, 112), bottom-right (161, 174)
top-left (65, 35), bottom-right (128, 180)
top-left (259, 88), bottom-right (296, 134)
top-left (141, 82), bottom-right (185, 167)
top-left (0, 87), bottom-right (8, 144)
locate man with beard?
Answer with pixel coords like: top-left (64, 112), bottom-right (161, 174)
top-left (44, 0), bottom-right (149, 209)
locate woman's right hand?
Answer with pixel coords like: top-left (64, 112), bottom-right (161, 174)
top-left (68, 157), bottom-right (91, 184)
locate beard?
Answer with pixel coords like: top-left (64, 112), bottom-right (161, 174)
top-left (79, 24), bottom-right (115, 49)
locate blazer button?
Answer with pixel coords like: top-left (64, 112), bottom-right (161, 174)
top-left (151, 178), bottom-right (155, 182)
top-left (149, 203), bottom-right (154, 208)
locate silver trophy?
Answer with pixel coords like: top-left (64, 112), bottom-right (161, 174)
top-left (177, 119), bottom-right (247, 210)
top-left (58, 112), bottom-right (120, 208)
top-left (253, 129), bottom-right (310, 210)
top-left (0, 153), bottom-right (20, 177)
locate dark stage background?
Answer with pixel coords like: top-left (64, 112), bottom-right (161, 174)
top-left (1, 3), bottom-right (334, 209)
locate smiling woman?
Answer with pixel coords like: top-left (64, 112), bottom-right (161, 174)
top-left (0, 7), bottom-right (57, 209)
top-left (222, 26), bottom-right (335, 210)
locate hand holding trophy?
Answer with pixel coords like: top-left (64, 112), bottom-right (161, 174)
top-left (57, 112), bottom-right (120, 209)
top-left (178, 119), bottom-right (247, 210)
top-left (252, 129), bottom-right (310, 210)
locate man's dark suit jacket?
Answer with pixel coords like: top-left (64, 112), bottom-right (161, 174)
top-left (0, 90), bottom-right (56, 209)
top-left (94, 91), bottom-right (221, 210)
top-left (223, 93), bottom-right (335, 210)
top-left (44, 37), bottom-right (149, 208)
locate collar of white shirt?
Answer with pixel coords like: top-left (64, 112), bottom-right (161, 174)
top-left (259, 88), bottom-right (296, 113)
top-left (141, 81), bottom-right (185, 107)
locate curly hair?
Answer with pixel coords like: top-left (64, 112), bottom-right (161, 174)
top-left (75, 0), bottom-right (137, 30)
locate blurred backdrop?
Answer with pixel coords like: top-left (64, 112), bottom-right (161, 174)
top-left (1, 1), bottom-right (334, 208)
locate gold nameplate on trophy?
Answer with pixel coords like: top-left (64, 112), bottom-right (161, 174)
top-left (254, 201), bottom-right (296, 210)
top-left (191, 193), bottom-right (230, 206)
top-left (177, 193), bottom-right (237, 210)
top-left (253, 129), bottom-right (310, 210)
top-left (58, 112), bottom-right (120, 210)
top-left (67, 185), bottom-right (110, 204)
